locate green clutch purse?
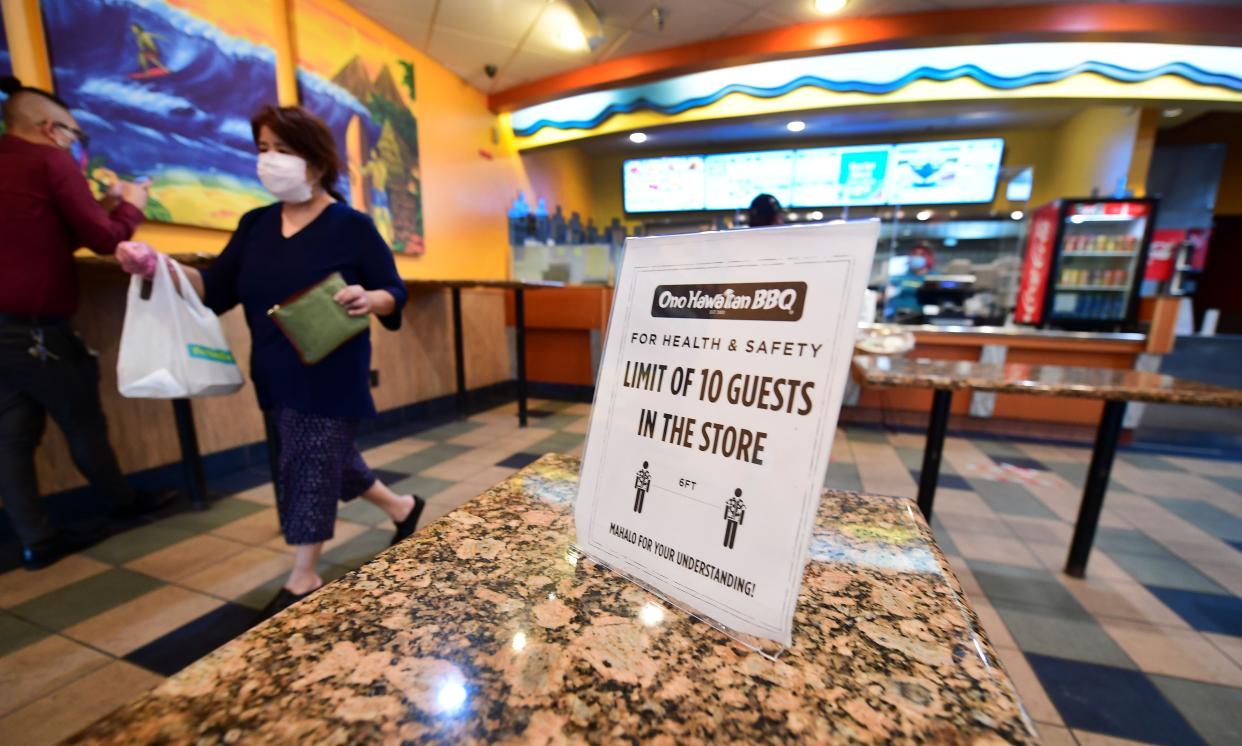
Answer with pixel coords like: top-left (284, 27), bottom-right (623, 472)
top-left (267, 273), bottom-right (369, 365)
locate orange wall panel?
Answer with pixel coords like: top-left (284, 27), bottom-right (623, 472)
top-left (525, 330), bottom-right (595, 386)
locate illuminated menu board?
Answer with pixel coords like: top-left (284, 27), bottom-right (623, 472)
top-left (623, 155), bottom-right (706, 213)
top-left (704, 150), bottom-right (795, 210)
top-left (792, 145), bottom-right (891, 207)
top-left (622, 138), bottom-right (1004, 212)
top-left (887, 138), bottom-right (1005, 206)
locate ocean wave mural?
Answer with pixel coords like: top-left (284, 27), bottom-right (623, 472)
top-left (292, 0), bottom-right (423, 255)
top-left (510, 42), bottom-right (1242, 139)
top-left (42, 0), bottom-right (279, 229)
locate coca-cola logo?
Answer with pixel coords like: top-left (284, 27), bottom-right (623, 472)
top-left (1017, 217), bottom-right (1054, 320)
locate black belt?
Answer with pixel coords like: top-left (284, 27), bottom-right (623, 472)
top-left (0, 313), bottom-right (70, 327)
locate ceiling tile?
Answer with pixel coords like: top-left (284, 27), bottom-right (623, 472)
top-left (494, 48), bottom-right (583, 89)
top-left (523, 2), bottom-right (617, 58)
top-left (426, 26), bottom-right (520, 82)
top-left (596, 24), bottom-right (681, 61)
top-left (435, 0), bottom-right (547, 45)
top-left (592, 0), bottom-right (658, 29)
top-left (345, 0), bottom-right (436, 49)
top-left (620, 0), bottom-right (758, 40)
top-left (723, 10), bottom-right (796, 35)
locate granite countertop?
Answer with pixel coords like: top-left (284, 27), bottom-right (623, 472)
top-left (853, 354), bottom-right (1242, 407)
top-left (71, 455), bottom-right (1036, 745)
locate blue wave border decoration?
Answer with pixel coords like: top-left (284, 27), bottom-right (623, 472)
top-left (513, 61), bottom-right (1242, 137)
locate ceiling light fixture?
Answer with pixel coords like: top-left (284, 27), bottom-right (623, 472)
top-left (814, 0), bottom-right (849, 14)
top-left (629, 132), bottom-right (648, 144)
top-left (562, 0), bottom-right (605, 50)
top-left (786, 120), bottom-right (806, 133)
top-left (916, 209), bottom-right (933, 221)
top-left (1011, 210), bottom-right (1025, 221)
top-left (557, 25), bottom-right (588, 51)
top-left (1162, 107), bottom-right (1184, 119)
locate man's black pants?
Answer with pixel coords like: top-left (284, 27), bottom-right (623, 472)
top-left (0, 320), bottom-right (135, 546)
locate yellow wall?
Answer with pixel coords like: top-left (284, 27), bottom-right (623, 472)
top-left (519, 143), bottom-right (595, 223)
top-left (1, 0), bottom-right (551, 279)
top-left (1034, 106), bottom-right (1142, 205)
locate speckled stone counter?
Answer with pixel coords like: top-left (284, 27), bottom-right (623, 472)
top-left (854, 354), bottom-right (1242, 407)
top-left (71, 455), bottom-right (1036, 745)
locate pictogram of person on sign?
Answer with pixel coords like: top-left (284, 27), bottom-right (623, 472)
top-left (634, 461), bottom-right (651, 513)
top-left (723, 489), bottom-right (745, 549)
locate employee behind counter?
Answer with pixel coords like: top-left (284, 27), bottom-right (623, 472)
top-left (883, 244), bottom-right (934, 321)
top-left (881, 244), bottom-right (1012, 326)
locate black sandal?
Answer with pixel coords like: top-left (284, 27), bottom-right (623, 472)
top-left (391, 495), bottom-right (426, 546)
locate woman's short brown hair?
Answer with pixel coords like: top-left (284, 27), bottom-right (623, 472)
top-left (250, 105), bottom-right (344, 200)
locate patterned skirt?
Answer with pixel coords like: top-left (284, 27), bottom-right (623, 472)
top-left (273, 406), bottom-right (377, 544)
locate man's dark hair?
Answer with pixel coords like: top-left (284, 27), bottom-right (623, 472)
top-left (0, 75), bottom-right (71, 109)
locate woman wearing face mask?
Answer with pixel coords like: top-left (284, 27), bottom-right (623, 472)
top-left (117, 105), bottom-right (424, 617)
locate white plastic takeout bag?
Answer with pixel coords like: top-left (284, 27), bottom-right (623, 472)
top-left (117, 258), bottom-right (244, 398)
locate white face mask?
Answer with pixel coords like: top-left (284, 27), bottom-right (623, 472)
top-left (257, 151), bottom-right (314, 203)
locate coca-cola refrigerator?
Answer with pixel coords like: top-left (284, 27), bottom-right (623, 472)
top-left (1014, 198), bottom-right (1158, 331)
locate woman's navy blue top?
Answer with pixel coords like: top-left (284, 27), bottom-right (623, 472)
top-left (202, 202), bottom-right (407, 420)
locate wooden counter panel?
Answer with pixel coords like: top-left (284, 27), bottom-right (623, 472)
top-left (909, 343), bottom-right (983, 361)
top-left (370, 288), bottom-right (452, 413)
top-left (985, 347), bottom-right (1128, 425)
top-left (857, 386), bottom-right (973, 415)
top-left (525, 329), bottom-right (595, 386)
top-left (507, 285), bottom-right (613, 330)
top-left (851, 333), bottom-right (1142, 425)
top-left (855, 343), bottom-right (976, 415)
top-left (914, 333), bottom-right (1144, 356)
top-left (991, 394), bottom-right (1105, 425)
top-left (461, 289), bottom-right (510, 390)
top-left (1004, 347), bottom-right (1137, 370)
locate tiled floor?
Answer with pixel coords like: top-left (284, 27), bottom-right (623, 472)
top-left (1, 399), bottom-right (1241, 745)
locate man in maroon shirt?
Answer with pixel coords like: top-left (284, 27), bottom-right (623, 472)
top-left (0, 76), bottom-right (171, 569)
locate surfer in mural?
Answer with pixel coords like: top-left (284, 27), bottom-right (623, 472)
top-left (130, 22), bottom-right (170, 78)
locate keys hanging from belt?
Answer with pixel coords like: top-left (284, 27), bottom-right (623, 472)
top-left (27, 329), bottom-right (61, 363)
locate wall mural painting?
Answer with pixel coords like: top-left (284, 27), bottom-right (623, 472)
top-left (41, 0), bottom-right (281, 229)
top-left (293, 0), bottom-right (424, 254)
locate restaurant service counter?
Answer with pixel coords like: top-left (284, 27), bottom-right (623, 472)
top-left (849, 323), bottom-right (1161, 432)
top-left (71, 454), bottom-right (1037, 744)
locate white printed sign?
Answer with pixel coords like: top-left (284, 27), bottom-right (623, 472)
top-left (575, 222), bottom-right (879, 644)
